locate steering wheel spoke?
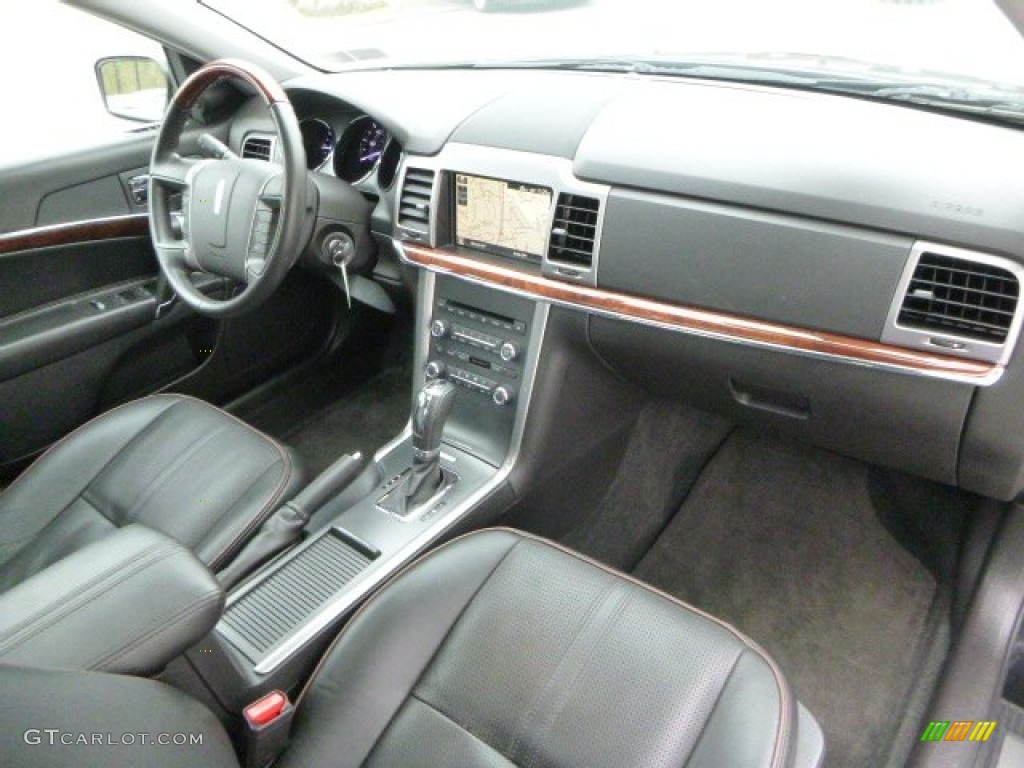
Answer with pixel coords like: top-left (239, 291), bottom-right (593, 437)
top-left (150, 155), bottom-right (196, 191)
top-left (152, 240), bottom-right (193, 274)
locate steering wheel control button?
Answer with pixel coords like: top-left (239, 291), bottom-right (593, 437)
top-left (249, 206), bottom-right (278, 260)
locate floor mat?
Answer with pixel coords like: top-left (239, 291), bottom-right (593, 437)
top-left (561, 400), bottom-right (731, 571)
top-left (632, 431), bottom-right (943, 768)
top-left (278, 365), bottom-right (410, 475)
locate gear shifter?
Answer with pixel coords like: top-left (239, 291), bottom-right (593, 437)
top-left (384, 379), bottom-right (456, 515)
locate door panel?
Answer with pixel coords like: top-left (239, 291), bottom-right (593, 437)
top-left (0, 217), bottom-right (152, 316)
top-left (0, 124), bottom-right (338, 481)
top-left (0, 132), bottom-right (156, 233)
top-left (0, 8), bottom-right (337, 480)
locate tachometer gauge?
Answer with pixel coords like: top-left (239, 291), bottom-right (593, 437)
top-left (299, 118), bottom-right (335, 171)
top-left (334, 116), bottom-right (392, 183)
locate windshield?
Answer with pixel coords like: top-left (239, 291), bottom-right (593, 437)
top-left (204, 0), bottom-right (1024, 90)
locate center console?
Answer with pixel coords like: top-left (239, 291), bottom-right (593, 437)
top-left (177, 144), bottom-right (600, 713)
top-left (184, 283), bottom-right (547, 711)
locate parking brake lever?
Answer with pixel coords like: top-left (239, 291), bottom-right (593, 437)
top-left (218, 452), bottom-right (364, 590)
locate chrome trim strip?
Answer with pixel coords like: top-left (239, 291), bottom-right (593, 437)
top-left (397, 242), bottom-right (1003, 387)
top-left (375, 467), bottom-right (459, 521)
top-left (881, 240), bottom-right (1024, 367)
top-left (250, 276), bottom-right (549, 674)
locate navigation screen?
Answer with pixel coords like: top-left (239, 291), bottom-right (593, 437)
top-left (454, 173), bottom-right (553, 262)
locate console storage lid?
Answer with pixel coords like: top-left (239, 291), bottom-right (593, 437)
top-left (0, 524), bottom-right (224, 674)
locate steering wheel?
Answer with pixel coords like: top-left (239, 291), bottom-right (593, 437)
top-left (148, 60), bottom-right (311, 317)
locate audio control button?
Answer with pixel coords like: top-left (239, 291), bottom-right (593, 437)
top-left (499, 342), bottom-right (518, 362)
top-left (425, 361), bottom-right (445, 379)
top-left (492, 387), bottom-right (512, 406)
top-left (430, 319), bottom-right (449, 338)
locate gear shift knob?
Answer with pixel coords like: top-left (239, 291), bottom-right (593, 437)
top-left (411, 379), bottom-right (457, 462)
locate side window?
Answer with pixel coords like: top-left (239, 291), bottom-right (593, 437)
top-left (0, 2), bottom-right (171, 163)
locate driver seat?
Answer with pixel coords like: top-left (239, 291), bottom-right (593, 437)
top-left (0, 393), bottom-right (304, 591)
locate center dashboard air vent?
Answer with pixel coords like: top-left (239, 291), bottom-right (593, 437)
top-left (242, 135), bottom-right (274, 161)
top-left (397, 167), bottom-right (435, 239)
top-left (882, 242), bottom-right (1024, 364)
top-left (548, 193), bottom-right (600, 268)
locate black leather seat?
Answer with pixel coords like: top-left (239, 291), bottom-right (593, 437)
top-left (0, 528), bottom-right (824, 768)
top-left (0, 393), bottom-right (304, 589)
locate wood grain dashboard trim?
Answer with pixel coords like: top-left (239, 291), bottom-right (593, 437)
top-left (0, 214), bottom-right (150, 255)
top-left (401, 243), bottom-right (1000, 384)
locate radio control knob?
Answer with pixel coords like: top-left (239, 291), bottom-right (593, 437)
top-left (499, 341), bottom-right (518, 362)
top-left (492, 386), bottom-right (512, 407)
top-left (425, 361), bottom-right (445, 379)
top-left (430, 319), bottom-right (449, 338)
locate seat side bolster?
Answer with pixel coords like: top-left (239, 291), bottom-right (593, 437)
top-left (793, 703), bottom-right (826, 768)
top-left (279, 529), bottom-right (524, 768)
top-left (0, 396), bottom-right (179, 562)
top-left (686, 650), bottom-right (796, 768)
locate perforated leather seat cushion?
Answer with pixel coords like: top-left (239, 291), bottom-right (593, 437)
top-left (282, 528), bottom-right (798, 768)
top-left (0, 528), bottom-right (820, 768)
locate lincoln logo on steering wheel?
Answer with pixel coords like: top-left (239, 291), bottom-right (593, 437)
top-left (213, 179), bottom-right (226, 216)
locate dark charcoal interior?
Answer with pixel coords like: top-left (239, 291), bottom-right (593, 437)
top-left (501, 400), bottom-right (975, 768)
top-left (4, 5), bottom-right (1024, 766)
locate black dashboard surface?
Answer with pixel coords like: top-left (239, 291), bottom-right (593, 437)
top-left (286, 68), bottom-right (1024, 255)
top-left (258, 67), bottom-right (1024, 499)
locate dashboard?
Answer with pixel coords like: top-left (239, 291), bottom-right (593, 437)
top-left (225, 67), bottom-right (1024, 502)
top-left (236, 108), bottom-right (401, 191)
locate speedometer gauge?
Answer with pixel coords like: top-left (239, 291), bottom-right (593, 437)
top-left (333, 116), bottom-right (392, 183)
top-left (358, 123), bottom-right (387, 168)
top-left (299, 118), bottom-right (335, 171)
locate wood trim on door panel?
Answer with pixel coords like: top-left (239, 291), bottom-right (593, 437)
top-left (0, 214), bottom-right (150, 255)
top-left (401, 243), bottom-right (999, 384)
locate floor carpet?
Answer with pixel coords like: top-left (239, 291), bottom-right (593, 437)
top-left (631, 431), bottom-right (944, 768)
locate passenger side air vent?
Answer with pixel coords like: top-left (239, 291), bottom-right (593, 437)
top-left (897, 251), bottom-right (1020, 343)
top-left (242, 136), bottom-right (273, 161)
top-left (397, 167), bottom-right (435, 235)
top-left (548, 193), bottom-right (600, 268)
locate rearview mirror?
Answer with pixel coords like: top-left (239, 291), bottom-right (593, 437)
top-left (95, 56), bottom-right (169, 123)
